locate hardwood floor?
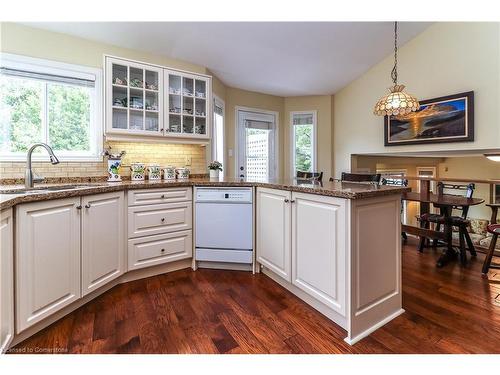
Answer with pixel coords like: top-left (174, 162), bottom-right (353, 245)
top-left (10, 240), bottom-right (500, 354)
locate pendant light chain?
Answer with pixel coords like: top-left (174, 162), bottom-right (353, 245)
top-left (391, 21), bottom-right (398, 86)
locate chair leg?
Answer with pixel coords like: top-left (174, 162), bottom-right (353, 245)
top-left (432, 223), bottom-right (441, 247)
top-left (418, 219), bottom-right (427, 253)
top-left (402, 231), bottom-right (407, 241)
top-left (458, 228), bottom-right (467, 265)
top-left (482, 233), bottom-right (498, 274)
top-left (463, 229), bottom-right (477, 257)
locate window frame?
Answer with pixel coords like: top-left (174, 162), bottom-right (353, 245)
top-left (290, 110), bottom-right (317, 176)
top-left (212, 94), bottom-right (225, 174)
top-left (0, 53), bottom-right (103, 162)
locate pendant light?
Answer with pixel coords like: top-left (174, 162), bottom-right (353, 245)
top-left (374, 22), bottom-right (419, 116)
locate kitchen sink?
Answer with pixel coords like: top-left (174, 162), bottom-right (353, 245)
top-left (0, 184), bottom-right (97, 195)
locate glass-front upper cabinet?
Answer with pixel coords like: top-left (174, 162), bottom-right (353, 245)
top-left (105, 57), bottom-right (163, 136)
top-left (165, 70), bottom-right (210, 139)
top-left (105, 56), bottom-right (210, 140)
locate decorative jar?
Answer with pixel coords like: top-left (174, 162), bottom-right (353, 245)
top-left (130, 162), bottom-right (146, 181)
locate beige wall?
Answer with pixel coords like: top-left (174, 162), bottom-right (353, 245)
top-left (284, 96), bottom-right (334, 179)
top-left (224, 87), bottom-right (285, 178)
top-left (334, 22), bottom-right (500, 177)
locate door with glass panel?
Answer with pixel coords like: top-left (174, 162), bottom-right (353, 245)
top-left (106, 57), bottom-right (163, 136)
top-left (165, 70), bottom-right (209, 138)
top-left (236, 109), bottom-right (277, 180)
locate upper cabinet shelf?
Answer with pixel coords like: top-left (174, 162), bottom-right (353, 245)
top-left (105, 56), bottom-right (211, 141)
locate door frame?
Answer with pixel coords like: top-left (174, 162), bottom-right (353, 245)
top-left (234, 106), bottom-right (280, 179)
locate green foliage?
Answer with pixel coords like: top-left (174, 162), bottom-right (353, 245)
top-left (0, 78), bottom-right (43, 152)
top-left (294, 125), bottom-right (312, 172)
top-left (48, 84), bottom-right (90, 151)
top-left (0, 76), bottom-right (91, 154)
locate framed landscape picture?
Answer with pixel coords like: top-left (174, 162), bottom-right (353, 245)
top-left (384, 91), bottom-right (474, 146)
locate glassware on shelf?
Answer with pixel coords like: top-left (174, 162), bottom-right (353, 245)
top-left (195, 80), bottom-right (206, 98)
top-left (195, 117), bottom-right (206, 135)
top-left (183, 77), bottom-right (194, 96)
top-left (183, 116), bottom-right (194, 133)
top-left (130, 112), bottom-right (143, 130)
top-left (169, 114), bottom-right (181, 133)
top-left (169, 75), bottom-right (181, 95)
top-left (145, 70), bottom-right (158, 91)
top-left (112, 108), bottom-right (127, 129)
top-left (145, 112), bottom-right (159, 132)
top-left (112, 64), bottom-right (128, 86)
top-left (129, 96), bottom-right (143, 109)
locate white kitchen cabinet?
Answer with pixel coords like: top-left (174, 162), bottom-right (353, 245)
top-left (164, 69), bottom-right (211, 139)
top-left (104, 55), bottom-right (211, 142)
top-left (256, 188), bottom-right (292, 282)
top-left (16, 198), bottom-right (81, 333)
top-left (0, 208), bottom-right (14, 353)
top-left (291, 192), bottom-right (346, 315)
top-left (81, 192), bottom-right (125, 296)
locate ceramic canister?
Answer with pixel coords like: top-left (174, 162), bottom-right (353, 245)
top-left (148, 164), bottom-right (161, 180)
top-left (107, 158), bottom-right (122, 182)
top-left (130, 162), bottom-right (146, 181)
top-left (176, 167), bottom-right (190, 180)
top-left (162, 166), bottom-right (176, 180)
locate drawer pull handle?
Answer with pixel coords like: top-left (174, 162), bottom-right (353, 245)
top-left (161, 194), bottom-right (165, 198)
top-left (85, 203), bottom-right (91, 208)
top-left (76, 205), bottom-right (82, 210)
top-left (161, 248), bottom-right (165, 253)
top-left (284, 199), bottom-right (289, 203)
top-left (290, 200), bottom-right (296, 204)
top-left (161, 218), bottom-right (165, 222)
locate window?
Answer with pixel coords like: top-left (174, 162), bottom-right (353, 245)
top-left (0, 53), bottom-right (102, 161)
top-left (291, 111), bottom-right (316, 175)
top-left (212, 96), bottom-right (224, 170)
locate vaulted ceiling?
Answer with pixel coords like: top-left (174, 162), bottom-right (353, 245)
top-left (26, 22), bottom-right (431, 96)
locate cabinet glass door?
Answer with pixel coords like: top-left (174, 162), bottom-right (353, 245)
top-left (167, 74), bottom-right (182, 134)
top-left (194, 79), bottom-right (207, 135)
top-left (110, 61), bottom-right (161, 134)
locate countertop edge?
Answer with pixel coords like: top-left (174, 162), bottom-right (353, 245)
top-left (0, 180), bottom-right (410, 210)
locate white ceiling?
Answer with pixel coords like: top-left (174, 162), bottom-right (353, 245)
top-left (25, 22), bottom-right (431, 97)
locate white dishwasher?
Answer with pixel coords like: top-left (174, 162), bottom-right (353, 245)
top-left (195, 187), bottom-right (253, 268)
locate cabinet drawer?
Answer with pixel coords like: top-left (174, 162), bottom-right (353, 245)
top-left (128, 187), bottom-right (192, 206)
top-left (128, 230), bottom-right (192, 270)
top-left (128, 201), bottom-right (192, 238)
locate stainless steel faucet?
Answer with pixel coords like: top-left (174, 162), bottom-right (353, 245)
top-left (25, 143), bottom-right (60, 188)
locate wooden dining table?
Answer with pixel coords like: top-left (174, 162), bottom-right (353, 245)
top-left (402, 191), bottom-right (485, 267)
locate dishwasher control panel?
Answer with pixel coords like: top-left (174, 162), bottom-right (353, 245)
top-left (195, 187), bottom-right (253, 203)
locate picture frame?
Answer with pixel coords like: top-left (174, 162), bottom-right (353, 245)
top-left (384, 91), bottom-right (474, 146)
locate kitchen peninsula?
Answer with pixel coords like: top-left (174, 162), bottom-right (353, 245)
top-left (0, 178), bottom-right (409, 350)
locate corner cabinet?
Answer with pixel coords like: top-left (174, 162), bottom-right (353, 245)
top-left (105, 55), bottom-right (211, 142)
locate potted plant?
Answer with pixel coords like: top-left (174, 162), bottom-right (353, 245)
top-left (208, 161), bottom-right (223, 179)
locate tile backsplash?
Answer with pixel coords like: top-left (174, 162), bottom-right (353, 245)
top-left (0, 141), bottom-right (207, 180)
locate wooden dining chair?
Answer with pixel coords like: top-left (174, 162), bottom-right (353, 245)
top-left (482, 203), bottom-right (500, 274)
top-left (296, 171), bottom-right (323, 182)
top-left (418, 182), bottom-right (476, 265)
top-left (331, 172), bottom-right (382, 184)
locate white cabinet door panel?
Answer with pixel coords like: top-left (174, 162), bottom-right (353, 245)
top-left (256, 188), bottom-right (291, 282)
top-left (16, 198), bottom-right (81, 333)
top-left (0, 209), bottom-right (14, 353)
top-left (292, 192), bottom-right (347, 315)
top-left (82, 192), bottom-right (125, 296)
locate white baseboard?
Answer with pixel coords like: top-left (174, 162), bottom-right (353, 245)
top-left (344, 308), bottom-right (405, 345)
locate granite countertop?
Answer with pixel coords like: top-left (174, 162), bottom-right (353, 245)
top-left (0, 177), bottom-right (410, 210)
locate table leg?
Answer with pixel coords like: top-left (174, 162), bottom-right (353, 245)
top-left (436, 209), bottom-right (457, 268)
